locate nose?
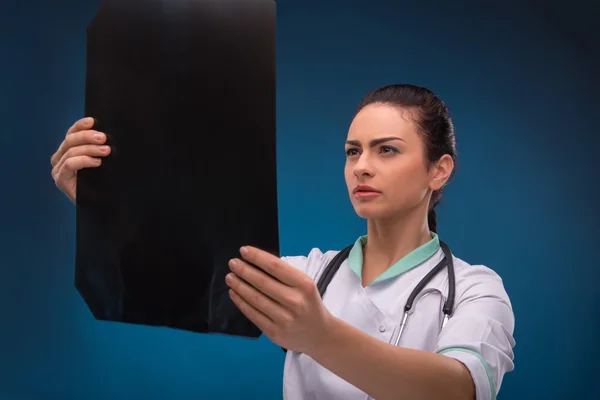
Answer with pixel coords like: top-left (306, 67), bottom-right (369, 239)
top-left (353, 153), bottom-right (374, 178)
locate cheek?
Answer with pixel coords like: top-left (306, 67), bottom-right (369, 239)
top-left (387, 160), bottom-right (430, 203)
top-left (344, 164), bottom-right (353, 189)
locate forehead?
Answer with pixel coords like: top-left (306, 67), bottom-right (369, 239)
top-left (347, 103), bottom-right (419, 142)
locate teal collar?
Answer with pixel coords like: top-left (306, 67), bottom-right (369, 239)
top-left (347, 232), bottom-right (440, 284)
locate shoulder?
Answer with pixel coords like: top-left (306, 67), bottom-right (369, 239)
top-left (453, 255), bottom-right (510, 288)
top-left (451, 256), bottom-right (514, 320)
top-left (281, 248), bottom-right (341, 281)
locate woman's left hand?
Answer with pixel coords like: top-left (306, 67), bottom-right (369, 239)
top-left (226, 246), bottom-right (333, 355)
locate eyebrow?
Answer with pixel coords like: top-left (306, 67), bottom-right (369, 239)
top-left (345, 136), bottom-right (405, 147)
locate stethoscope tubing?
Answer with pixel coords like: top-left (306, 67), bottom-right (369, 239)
top-left (392, 240), bottom-right (455, 347)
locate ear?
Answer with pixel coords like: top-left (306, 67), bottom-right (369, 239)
top-left (429, 154), bottom-right (454, 191)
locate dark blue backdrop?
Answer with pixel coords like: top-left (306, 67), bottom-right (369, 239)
top-left (1, 0), bottom-right (598, 399)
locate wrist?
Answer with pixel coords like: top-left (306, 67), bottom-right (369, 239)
top-left (305, 312), bottom-right (341, 360)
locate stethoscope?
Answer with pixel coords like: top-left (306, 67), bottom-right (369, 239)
top-left (282, 240), bottom-right (456, 353)
top-left (391, 240), bottom-right (456, 346)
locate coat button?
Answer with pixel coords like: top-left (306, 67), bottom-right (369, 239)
top-left (379, 325), bottom-right (386, 333)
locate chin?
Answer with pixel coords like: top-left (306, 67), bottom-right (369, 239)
top-left (351, 203), bottom-right (391, 220)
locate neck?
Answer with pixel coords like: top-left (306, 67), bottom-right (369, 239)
top-left (361, 209), bottom-right (432, 286)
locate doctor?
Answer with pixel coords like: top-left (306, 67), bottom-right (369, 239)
top-left (51, 84), bottom-right (515, 400)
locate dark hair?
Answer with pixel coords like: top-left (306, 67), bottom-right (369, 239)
top-left (354, 84), bottom-right (457, 233)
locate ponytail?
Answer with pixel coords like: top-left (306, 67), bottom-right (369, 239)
top-left (428, 189), bottom-right (441, 233)
top-left (428, 208), bottom-right (437, 233)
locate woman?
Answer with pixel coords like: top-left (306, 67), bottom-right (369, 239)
top-left (50, 84), bottom-right (515, 400)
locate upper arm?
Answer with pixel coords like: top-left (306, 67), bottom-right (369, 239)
top-left (435, 264), bottom-right (516, 400)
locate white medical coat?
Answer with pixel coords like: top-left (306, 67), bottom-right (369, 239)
top-left (281, 239), bottom-right (515, 400)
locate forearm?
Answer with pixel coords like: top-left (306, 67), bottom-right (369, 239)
top-left (306, 316), bottom-right (475, 400)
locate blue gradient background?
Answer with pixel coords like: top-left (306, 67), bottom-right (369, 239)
top-left (1, 0), bottom-right (598, 399)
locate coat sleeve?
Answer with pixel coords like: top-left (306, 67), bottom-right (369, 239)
top-left (434, 264), bottom-right (516, 400)
top-left (281, 248), bottom-right (339, 281)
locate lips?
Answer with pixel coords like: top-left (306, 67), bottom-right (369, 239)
top-left (353, 185), bottom-right (380, 194)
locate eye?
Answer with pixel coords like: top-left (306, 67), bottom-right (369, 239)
top-left (345, 148), bottom-right (360, 157)
top-left (380, 145), bottom-right (398, 154)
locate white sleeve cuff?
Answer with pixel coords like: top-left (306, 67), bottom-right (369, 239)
top-left (439, 348), bottom-right (496, 400)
